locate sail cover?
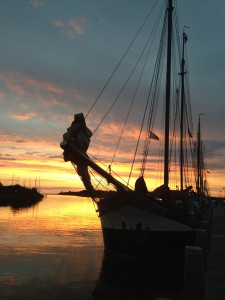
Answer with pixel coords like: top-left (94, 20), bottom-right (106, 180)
top-left (60, 113), bottom-right (94, 194)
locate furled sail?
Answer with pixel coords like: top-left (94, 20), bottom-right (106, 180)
top-left (60, 113), bottom-right (130, 196)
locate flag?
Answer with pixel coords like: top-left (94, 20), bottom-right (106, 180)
top-left (149, 131), bottom-right (159, 141)
top-left (207, 170), bottom-right (211, 174)
top-left (183, 32), bottom-right (188, 43)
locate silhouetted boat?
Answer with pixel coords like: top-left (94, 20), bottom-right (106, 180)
top-left (61, 0), bottom-right (210, 259)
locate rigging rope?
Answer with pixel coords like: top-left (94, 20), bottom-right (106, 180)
top-left (75, 0), bottom-right (197, 193)
top-left (127, 4), bottom-right (166, 185)
top-left (140, 6), bottom-right (167, 176)
top-left (109, 2), bottom-right (166, 182)
top-left (92, 13), bottom-right (161, 136)
top-left (85, 0), bottom-right (161, 123)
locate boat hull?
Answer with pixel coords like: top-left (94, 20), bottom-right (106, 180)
top-left (99, 206), bottom-right (196, 258)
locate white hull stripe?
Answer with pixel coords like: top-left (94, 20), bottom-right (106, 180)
top-left (100, 206), bottom-right (193, 231)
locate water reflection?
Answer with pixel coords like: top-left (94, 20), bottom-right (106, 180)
top-left (1, 195), bottom-right (185, 299)
top-left (0, 246), bottom-right (103, 300)
top-left (0, 196), bottom-right (42, 214)
top-left (0, 195), bottom-right (103, 299)
top-left (0, 195), bottom-right (102, 250)
top-left (93, 251), bottom-right (184, 300)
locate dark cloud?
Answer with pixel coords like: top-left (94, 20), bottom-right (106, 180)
top-left (0, 156), bottom-right (16, 161)
top-left (16, 140), bottom-right (27, 143)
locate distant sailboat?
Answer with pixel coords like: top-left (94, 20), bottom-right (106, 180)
top-left (195, 114), bottom-right (210, 202)
top-left (61, 0), bottom-right (210, 258)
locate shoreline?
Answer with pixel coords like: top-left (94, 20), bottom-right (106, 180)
top-left (0, 184), bottom-right (44, 209)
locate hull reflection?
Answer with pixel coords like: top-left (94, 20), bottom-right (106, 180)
top-left (93, 251), bottom-right (184, 300)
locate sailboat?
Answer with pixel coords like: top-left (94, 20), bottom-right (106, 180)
top-left (60, 0), bottom-right (207, 258)
top-left (195, 114), bottom-right (210, 206)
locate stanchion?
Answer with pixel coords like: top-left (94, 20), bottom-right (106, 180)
top-left (195, 229), bottom-right (208, 270)
top-left (201, 220), bottom-right (211, 250)
top-left (183, 246), bottom-right (205, 300)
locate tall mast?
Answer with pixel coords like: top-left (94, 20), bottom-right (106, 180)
top-left (180, 32), bottom-right (187, 190)
top-left (196, 114), bottom-right (204, 196)
top-left (164, 0), bottom-right (173, 191)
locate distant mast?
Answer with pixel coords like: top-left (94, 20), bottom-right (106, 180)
top-left (164, 0), bottom-right (173, 193)
top-left (196, 114), bottom-right (204, 196)
top-left (180, 32), bottom-right (187, 191)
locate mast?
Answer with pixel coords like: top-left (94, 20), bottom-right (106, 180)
top-left (164, 0), bottom-right (173, 192)
top-left (180, 32), bottom-right (187, 190)
top-left (196, 113), bottom-right (204, 196)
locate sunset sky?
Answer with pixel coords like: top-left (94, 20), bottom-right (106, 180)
top-left (0, 0), bottom-right (224, 196)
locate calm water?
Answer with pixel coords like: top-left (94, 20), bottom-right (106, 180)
top-left (0, 195), bottom-right (183, 300)
top-left (0, 195), bottom-right (103, 300)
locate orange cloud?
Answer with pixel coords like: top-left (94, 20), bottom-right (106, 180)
top-left (0, 70), bottom-right (86, 113)
top-left (52, 16), bottom-right (88, 38)
top-left (69, 17), bottom-right (86, 35)
top-left (0, 71), bottom-right (64, 95)
top-left (10, 113), bottom-right (36, 120)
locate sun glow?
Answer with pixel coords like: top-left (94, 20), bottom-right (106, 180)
top-left (0, 125), bottom-right (221, 197)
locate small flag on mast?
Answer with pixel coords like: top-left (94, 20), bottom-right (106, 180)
top-left (149, 131), bottom-right (159, 141)
top-left (183, 32), bottom-right (188, 43)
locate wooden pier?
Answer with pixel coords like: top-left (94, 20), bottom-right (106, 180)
top-left (176, 205), bottom-right (225, 300)
top-left (205, 206), bottom-right (225, 300)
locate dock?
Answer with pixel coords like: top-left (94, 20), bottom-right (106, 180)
top-left (205, 206), bottom-right (225, 300)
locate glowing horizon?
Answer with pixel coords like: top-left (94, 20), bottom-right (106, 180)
top-left (0, 143), bottom-right (222, 197)
top-left (0, 1), bottom-right (224, 197)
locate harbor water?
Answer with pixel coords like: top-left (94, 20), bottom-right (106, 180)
top-left (0, 195), bottom-right (103, 300)
top-left (0, 195), bottom-right (183, 300)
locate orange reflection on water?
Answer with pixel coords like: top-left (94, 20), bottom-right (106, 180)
top-left (0, 195), bottom-right (103, 253)
top-left (0, 194), bottom-right (103, 300)
top-left (39, 195), bottom-right (101, 230)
